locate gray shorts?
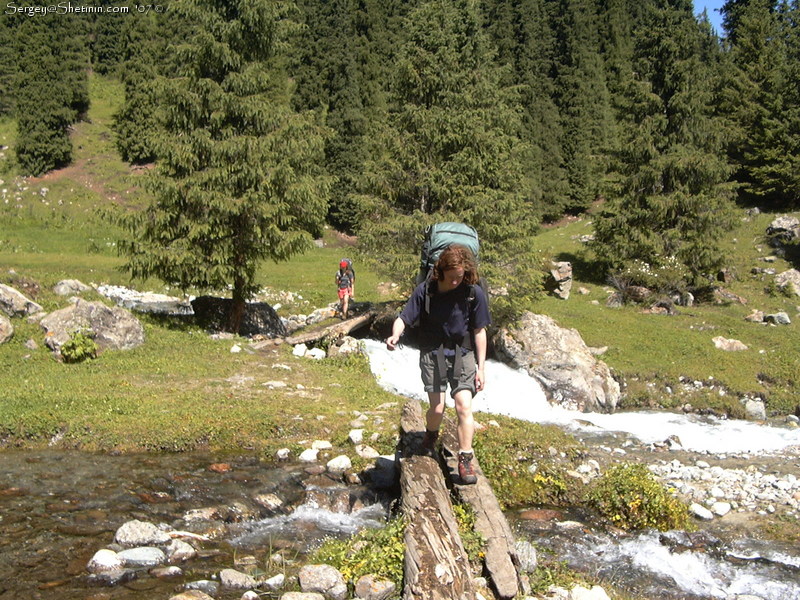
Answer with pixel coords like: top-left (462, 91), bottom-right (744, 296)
top-left (420, 350), bottom-right (476, 398)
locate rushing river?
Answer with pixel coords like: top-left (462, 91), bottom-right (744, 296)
top-left (2, 341), bottom-right (799, 600)
top-left (363, 339), bottom-right (800, 599)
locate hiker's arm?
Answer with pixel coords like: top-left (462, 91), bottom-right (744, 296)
top-left (386, 317), bottom-right (406, 350)
top-left (474, 327), bottom-right (487, 391)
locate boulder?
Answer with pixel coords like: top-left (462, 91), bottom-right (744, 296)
top-left (775, 269), bottom-right (800, 297)
top-left (766, 215), bottom-right (800, 246)
top-left (547, 261), bottom-right (573, 300)
top-left (53, 279), bottom-right (90, 296)
top-left (764, 312), bottom-right (791, 325)
top-left (0, 314), bottom-right (12, 344)
top-left (191, 295), bottom-right (286, 338)
top-left (0, 283), bottom-right (43, 317)
top-left (98, 284), bottom-right (193, 315)
top-left (39, 300), bottom-right (144, 354)
top-left (299, 565), bottom-right (348, 600)
top-left (493, 312), bottom-right (620, 412)
top-left (712, 336), bottom-right (748, 352)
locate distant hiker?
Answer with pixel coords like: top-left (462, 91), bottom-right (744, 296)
top-left (335, 258), bottom-right (355, 319)
top-left (385, 244), bottom-right (490, 484)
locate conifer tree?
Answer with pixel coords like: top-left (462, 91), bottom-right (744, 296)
top-left (551, 0), bottom-right (614, 214)
top-left (114, 0), bottom-right (332, 331)
top-left (481, 0), bottom-right (570, 221)
top-left (355, 0), bottom-right (537, 284)
top-left (13, 14), bottom-right (89, 175)
top-left (0, 18), bottom-right (15, 116)
top-left (722, 0), bottom-right (798, 208)
top-left (593, 0), bottom-right (736, 288)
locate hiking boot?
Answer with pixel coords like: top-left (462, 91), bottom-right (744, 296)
top-left (421, 429), bottom-right (439, 457)
top-left (458, 451), bottom-right (477, 484)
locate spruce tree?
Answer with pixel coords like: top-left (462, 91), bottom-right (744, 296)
top-left (722, 0), bottom-right (799, 208)
top-left (551, 0), bottom-right (614, 214)
top-left (355, 0), bottom-right (537, 284)
top-left (593, 0), bottom-right (736, 289)
top-left (114, 0), bottom-right (332, 331)
top-left (13, 14), bottom-right (89, 175)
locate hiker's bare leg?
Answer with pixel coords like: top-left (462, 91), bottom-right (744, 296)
top-left (342, 294), bottom-right (349, 318)
top-left (453, 389), bottom-right (474, 452)
top-left (426, 392), bottom-right (446, 432)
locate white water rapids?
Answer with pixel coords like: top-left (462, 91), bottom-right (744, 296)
top-left (363, 339), bottom-right (800, 454)
top-left (363, 339), bottom-right (800, 600)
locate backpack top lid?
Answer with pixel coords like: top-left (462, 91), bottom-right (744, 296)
top-left (420, 223), bottom-right (479, 267)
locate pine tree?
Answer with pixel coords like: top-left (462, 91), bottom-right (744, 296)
top-left (722, 0), bottom-right (799, 208)
top-left (551, 0), bottom-right (614, 214)
top-left (13, 14), bottom-right (89, 175)
top-left (593, 0), bottom-right (736, 289)
top-left (355, 0), bottom-right (537, 283)
top-left (114, 0), bottom-right (332, 331)
top-left (481, 0), bottom-right (570, 222)
top-left (0, 17), bottom-right (15, 116)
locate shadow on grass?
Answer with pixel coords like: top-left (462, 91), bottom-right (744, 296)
top-left (553, 251), bottom-right (607, 286)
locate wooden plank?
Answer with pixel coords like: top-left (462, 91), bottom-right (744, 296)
top-left (440, 421), bottom-right (529, 599)
top-left (399, 401), bottom-right (477, 600)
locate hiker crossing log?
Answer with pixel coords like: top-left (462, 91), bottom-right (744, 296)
top-left (399, 400), bottom-right (476, 600)
top-left (284, 310), bottom-right (375, 346)
top-left (440, 422), bottom-right (530, 599)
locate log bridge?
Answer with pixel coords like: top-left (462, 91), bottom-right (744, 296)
top-left (399, 400), bottom-right (530, 600)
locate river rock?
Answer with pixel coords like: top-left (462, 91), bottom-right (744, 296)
top-left (40, 300), bottom-right (145, 354)
top-left (493, 312), bottom-right (620, 412)
top-left (53, 279), bottom-right (90, 296)
top-left (152, 566), bottom-right (184, 579)
top-left (184, 580), bottom-right (221, 597)
top-left (171, 591), bottom-right (217, 600)
top-left (690, 503), bottom-right (714, 520)
top-left (744, 398), bottom-right (766, 420)
top-left (0, 283), bottom-right (43, 317)
top-left (87, 548), bottom-right (124, 573)
top-left (569, 585), bottom-right (611, 600)
top-left (299, 565), bottom-right (348, 600)
top-left (712, 336), bottom-right (748, 351)
top-left (167, 539), bottom-right (197, 562)
top-left (711, 502), bottom-right (732, 516)
top-left (280, 594), bottom-right (326, 600)
top-left (0, 314), bottom-right (12, 344)
top-left (220, 568), bottom-right (257, 589)
top-left (191, 295), bottom-right (286, 338)
top-left (114, 520), bottom-right (172, 547)
top-left (515, 540), bottom-right (538, 573)
top-left (253, 493), bottom-right (283, 512)
top-left (87, 568), bottom-right (137, 586)
top-left (262, 573), bottom-right (286, 591)
top-left (354, 574), bottom-right (396, 600)
top-left (118, 547), bottom-right (167, 568)
top-left (326, 455), bottom-right (352, 474)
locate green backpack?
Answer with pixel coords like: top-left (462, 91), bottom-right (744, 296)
top-left (415, 222), bottom-right (480, 286)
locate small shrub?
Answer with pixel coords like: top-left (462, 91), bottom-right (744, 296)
top-left (452, 503), bottom-right (485, 562)
top-left (586, 463), bottom-right (693, 531)
top-left (61, 330), bottom-right (98, 363)
top-left (311, 516), bottom-right (406, 589)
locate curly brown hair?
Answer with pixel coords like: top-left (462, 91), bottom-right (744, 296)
top-left (432, 245), bottom-right (479, 285)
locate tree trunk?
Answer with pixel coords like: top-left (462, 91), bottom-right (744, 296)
top-left (440, 421), bottom-right (529, 599)
top-left (399, 400), bottom-right (477, 600)
top-left (284, 311), bottom-right (375, 346)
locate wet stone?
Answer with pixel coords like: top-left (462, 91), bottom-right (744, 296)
top-left (86, 568), bottom-right (137, 586)
top-left (184, 580), bottom-right (220, 597)
top-left (220, 568), bottom-right (257, 589)
top-left (151, 566), bottom-right (183, 579)
top-left (117, 546), bottom-right (167, 568)
top-left (114, 520), bottom-right (172, 547)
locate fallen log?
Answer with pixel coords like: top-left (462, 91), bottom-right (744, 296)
top-left (440, 421), bottom-right (529, 599)
top-left (399, 400), bottom-right (477, 600)
top-left (284, 310), bottom-right (375, 346)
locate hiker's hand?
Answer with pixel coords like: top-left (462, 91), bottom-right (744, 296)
top-left (386, 335), bottom-right (400, 351)
top-left (476, 367), bottom-right (485, 392)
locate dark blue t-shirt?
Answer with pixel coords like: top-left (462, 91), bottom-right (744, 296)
top-left (399, 281), bottom-right (491, 351)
